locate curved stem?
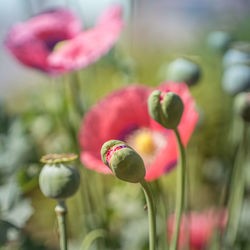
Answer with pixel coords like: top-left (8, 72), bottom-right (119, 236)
top-left (55, 200), bottom-right (68, 250)
top-left (170, 128), bottom-right (186, 250)
top-left (140, 179), bottom-right (156, 250)
top-left (80, 229), bottom-right (106, 250)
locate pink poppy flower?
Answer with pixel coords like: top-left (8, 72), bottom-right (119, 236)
top-left (167, 209), bottom-right (227, 250)
top-left (97, 4), bottom-right (123, 25)
top-left (5, 8), bottom-right (82, 74)
top-left (79, 82), bottom-right (198, 181)
top-left (47, 4), bottom-right (123, 73)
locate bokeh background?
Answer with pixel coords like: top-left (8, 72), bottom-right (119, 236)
top-left (1, 0), bottom-right (250, 249)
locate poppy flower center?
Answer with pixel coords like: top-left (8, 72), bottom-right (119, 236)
top-left (53, 40), bottom-right (68, 52)
top-left (44, 37), bottom-right (65, 51)
top-left (126, 128), bottom-right (167, 169)
top-left (36, 29), bottom-right (70, 51)
top-left (134, 132), bottom-right (156, 155)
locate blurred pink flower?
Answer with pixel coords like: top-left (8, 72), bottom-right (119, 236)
top-left (5, 5), bottom-right (123, 75)
top-left (5, 8), bottom-right (82, 73)
top-left (97, 4), bottom-right (123, 26)
top-left (167, 209), bottom-right (227, 250)
top-left (48, 4), bottom-right (123, 73)
top-left (79, 82), bottom-right (198, 181)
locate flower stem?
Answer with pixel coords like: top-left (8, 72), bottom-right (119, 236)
top-left (55, 200), bottom-right (68, 250)
top-left (154, 180), bottom-right (169, 250)
top-left (170, 128), bottom-right (186, 250)
top-left (80, 229), bottom-right (106, 250)
top-left (225, 122), bottom-right (249, 246)
top-left (140, 179), bottom-right (156, 250)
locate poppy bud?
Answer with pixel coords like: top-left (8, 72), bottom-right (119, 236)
top-left (167, 58), bottom-right (201, 86)
top-left (101, 140), bottom-right (145, 183)
top-left (148, 90), bottom-right (184, 129)
top-left (234, 92), bottom-right (250, 122)
top-left (39, 154), bottom-right (80, 200)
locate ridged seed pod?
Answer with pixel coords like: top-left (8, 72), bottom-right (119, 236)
top-left (39, 154), bottom-right (80, 200)
top-left (223, 42), bottom-right (250, 69)
top-left (207, 31), bottom-right (234, 54)
top-left (222, 65), bottom-right (250, 95)
top-left (167, 58), bottom-right (201, 86)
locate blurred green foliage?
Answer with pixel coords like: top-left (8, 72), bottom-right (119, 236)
top-left (1, 15), bottom-right (250, 250)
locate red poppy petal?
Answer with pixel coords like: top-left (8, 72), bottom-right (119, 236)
top-left (79, 85), bottom-right (150, 171)
top-left (79, 82), bottom-right (198, 181)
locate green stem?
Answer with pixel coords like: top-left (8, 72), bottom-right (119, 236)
top-left (61, 77), bottom-right (80, 152)
top-left (140, 179), bottom-right (156, 250)
top-left (55, 200), bottom-right (68, 250)
top-left (170, 128), bottom-right (186, 250)
top-left (70, 72), bottom-right (85, 117)
top-left (80, 229), bottom-right (106, 250)
top-left (154, 180), bottom-right (169, 250)
top-left (225, 122), bottom-right (249, 246)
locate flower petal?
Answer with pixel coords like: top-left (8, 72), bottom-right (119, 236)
top-left (79, 82), bottom-right (198, 181)
top-left (79, 85), bottom-right (150, 172)
top-left (5, 8), bottom-right (82, 73)
top-left (97, 4), bottom-right (123, 25)
top-left (48, 5), bottom-right (123, 73)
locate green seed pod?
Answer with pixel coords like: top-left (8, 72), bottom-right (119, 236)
top-left (234, 92), bottom-right (250, 122)
top-left (148, 90), bottom-right (184, 129)
top-left (222, 65), bottom-right (250, 95)
top-left (167, 58), bottom-right (201, 86)
top-left (39, 154), bottom-right (80, 200)
top-left (207, 31), bottom-right (234, 54)
top-left (223, 42), bottom-right (250, 69)
top-left (101, 140), bottom-right (146, 183)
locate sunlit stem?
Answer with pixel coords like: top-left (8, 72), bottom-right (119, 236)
top-left (140, 179), bottom-right (156, 250)
top-left (70, 72), bottom-right (85, 116)
top-left (55, 200), bottom-right (68, 250)
top-left (80, 229), bottom-right (106, 250)
top-left (225, 122), bottom-right (249, 246)
top-left (170, 128), bottom-right (186, 250)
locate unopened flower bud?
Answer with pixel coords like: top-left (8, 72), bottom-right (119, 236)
top-left (39, 154), bottom-right (80, 200)
top-left (167, 58), bottom-right (201, 86)
top-left (101, 140), bottom-right (145, 183)
top-left (148, 90), bottom-right (184, 129)
top-left (234, 92), bottom-right (250, 122)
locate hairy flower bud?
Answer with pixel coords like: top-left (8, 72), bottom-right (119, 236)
top-left (101, 140), bottom-right (145, 183)
top-left (39, 154), bottom-right (80, 200)
top-left (148, 90), bottom-right (184, 129)
top-left (167, 58), bottom-right (201, 86)
top-left (234, 92), bottom-right (250, 122)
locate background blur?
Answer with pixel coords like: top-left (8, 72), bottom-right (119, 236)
top-left (1, 0), bottom-right (250, 97)
top-left (1, 0), bottom-right (250, 249)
